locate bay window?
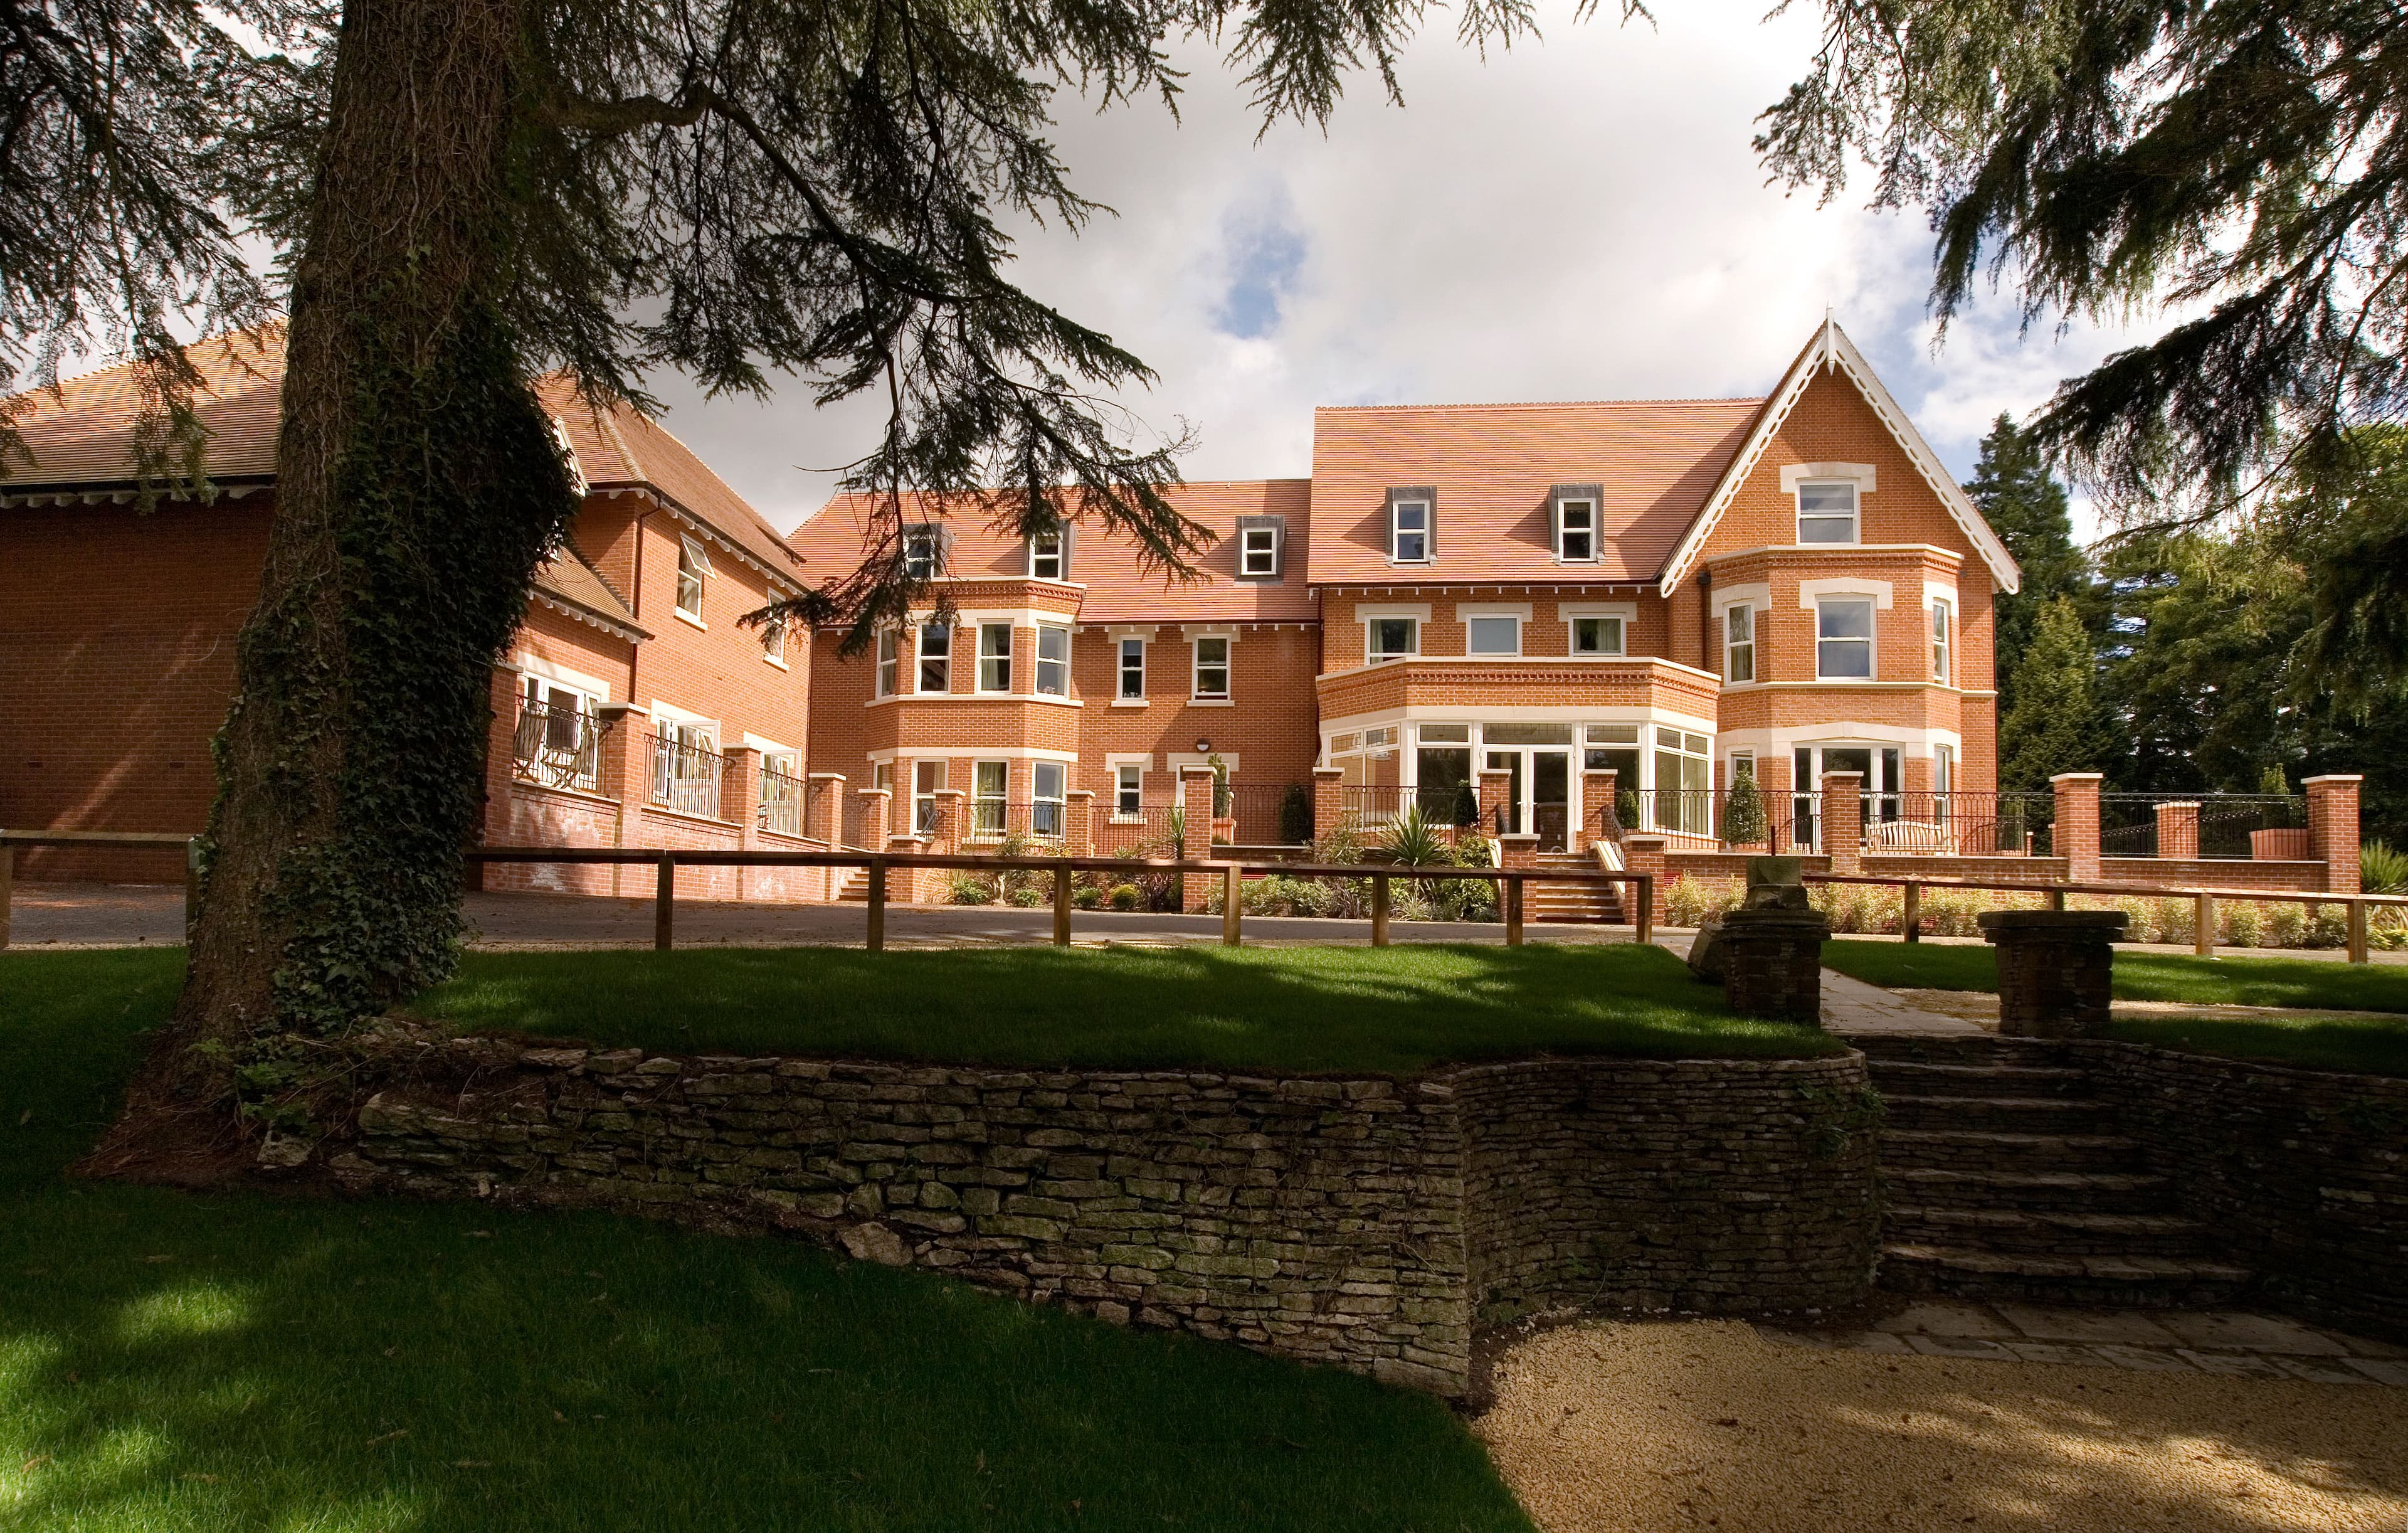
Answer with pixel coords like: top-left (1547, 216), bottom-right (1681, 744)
top-left (1037, 625), bottom-right (1070, 696)
top-left (978, 622), bottom-right (1013, 692)
top-left (1815, 598), bottom-right (1875, 679)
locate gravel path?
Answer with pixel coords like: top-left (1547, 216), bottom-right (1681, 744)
top-left (1477, 1319), bottom-right (2408, 1532)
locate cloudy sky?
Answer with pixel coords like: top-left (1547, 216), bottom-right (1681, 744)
top-left (642, 0), bottom-right (2153, 540)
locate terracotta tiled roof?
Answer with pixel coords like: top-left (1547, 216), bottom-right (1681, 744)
top-left (1306, 397), bottom-right (1764, 585)
top-left (0, 327), bottom-right (285, 489)
top-left (532, 543), bottom-right (645, 638)
top-left (788, 480), bottom-right (1318, 623)
top-left (1, 327), bottom-right (801, 589)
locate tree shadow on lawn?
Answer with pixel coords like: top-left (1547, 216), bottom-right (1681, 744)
top-left (411, 942), bottom-right (1843, 1075)
top-left (0, 949), bottom-right (1535, 1533)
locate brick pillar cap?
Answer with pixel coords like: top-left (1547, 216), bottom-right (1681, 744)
top-left (857, 787), bottom-right (890, 797)
top-left (2048, 772), bottom-right (2105, 783)
top-left (809, 772), bottom-right (847, 783)
top-left (934, 787), bottom-right (966, 798)
top-left (2302, 773), bottom-right (2365, 785)
top-left (1312, 766), bottom-right (1344, 779)
top-left (597, 702), bottom-right (651, 721)
top-left (1821, 770), bottom-right (1862, 781)
top-left (1178, 764), bottom-right (1217, 776)
top-left (1065, 788), bottom-right (1094, 799)
top-left (1477, 767), bottom-right (1512, 778)
top-left (1624, 834), bottom-right (1669, 846)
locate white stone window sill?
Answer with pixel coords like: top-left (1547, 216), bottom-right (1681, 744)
top-left (672, 607), bottom-right (707, 631)
top-left (1188, 697), bottom-right (1236, 708)
top-left (762, 653), bottom-right (789, 671)
top-left (1110, 699), bottom-right (1149, 709)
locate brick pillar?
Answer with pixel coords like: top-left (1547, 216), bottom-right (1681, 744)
top-left (1716, 911), bottom-right (1830, 1025)
top-left (1621, 834), bottom-right (1668, 925)
top-left (2052, 772), bottom-right (2103, 884)
top-left (2305, 774), bottom-right (2363, 894)
top-left (1065, 790), bottom-right (1095, 857)
top-left (1312, 767), bottom-right (1344, 841)
top-left (1980, 910), bottom-right (2128, 1037)
top-left (1819, 771), bottom-right (1862, 878)
top-left (857, 787), bottom-right (891, 849)
top-left (475, 664), bottom-right (520, 891)
top-left (1180, 765), bottom-right (1217, 911)
top-left (1477, 768), bottom-right (1513, 839)
top-left (2154, 801), bottom-right (2200, 861)
top-left (597, 704), bottom-right (655, 897)
top-left (1583, 768), bottom-right (1619, 848)
top-left (721, 745), bottom-right (761, 901)
top-left (806, 773), bottom-right (845, 845)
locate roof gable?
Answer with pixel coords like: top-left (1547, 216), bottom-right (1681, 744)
top-left (1656, 319), bottom-right (2021, 595)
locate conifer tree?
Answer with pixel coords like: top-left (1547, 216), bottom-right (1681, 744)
top-left (1964, 413), bottom-right (2093, 717)
top-left (1999, 596), bottom-right (2096, 795)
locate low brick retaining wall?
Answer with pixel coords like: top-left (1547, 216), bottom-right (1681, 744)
top-left (2077, 1042), bottom-right (2408, 1340)
top-left (329, 1041), bottom-right (1878, 1394)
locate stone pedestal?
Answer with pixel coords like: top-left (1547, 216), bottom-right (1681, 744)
top-left (1978, 910), bottom-right (2129, 1037)
top-left (1711, 910), bottom-right (1830, 1026)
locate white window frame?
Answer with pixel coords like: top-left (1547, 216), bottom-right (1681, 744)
top-left (1036, 624), bottom-right (1070, 697)
top-left (875, 629), bottom-right (898, 696)
top-left (675, 536), bottom-right (710, 621)
top-left (1570, 616), bottom-right (1623, 656)
top-left (1117, 636), bottom-right (1146, 699)
top-left (1725, 603), bottom-right (1756, 684)
top-left (1795, 481), bottom-right (1860, 546)
top-left (912, 759), bottom-right (946, 836)
top-left (1815, 597), bottom-right (1877, 680)
top-left (977, 622), bottom-right (1013, 693)
top-left (1465, 615), bottom-right (1521, 656)
top-left (1114, 761), bottom-right (1146, 820)
top-left (1933, 744), bottom-right (1956, 799)
top-left (1240, 524), bottom-right (1280, 576)
top-left (971, 758), bottom-right (1009, 837)
top-left (1032, 761), bottom-right (1067, 838)
top-left (1555, 496), bottom-right (1597, 562)
top-left (903, 527), bottom-right (941, 580)
top-left (1930, 598), bottom-right (1952, 684)
top-left (1366, 617), bottom-right (1419, 664)
top-left (1192, 635), bottom-right (1230, 700)
top-left (762, 617), bottom-right (788, 667)
top-left (1028, 530), bottom-right (1064, 580)
top-left (917, 621), bottom-right (951, 694)
top-left (1390, 499), bottom-right (1430, 563)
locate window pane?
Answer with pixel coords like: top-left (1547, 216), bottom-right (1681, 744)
top-left (1467, 617), bottom-right (1518, 654)
top-left (919, 623), bottom-right (949, 691)
top-left (1117, 637), bottom-right (1144, 698)
top-left (1417, 723), bottom-right (1471, 744)
top-left (980, 623), bottom-right (1012, 691)
top-left (1818, 600), bottom-right (1873, 639)
top-left (1371, 618), bottom-right (1415, 657)
top-left (1798, 484), bottom-right (1855, 512)
top-left (1484, 723), bottom-right (1574, 745)
top-left (1586, 723), bottom-right (1639, 744)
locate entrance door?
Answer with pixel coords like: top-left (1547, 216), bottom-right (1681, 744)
top-left (1790, 745), bottom-right (1902, 849)
top-left (1531, 750), bottom-right (1571, 851)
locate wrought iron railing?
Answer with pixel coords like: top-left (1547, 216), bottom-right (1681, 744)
top-left (512, 700), bottom-right (604, 793)
top-left (2101, 792), bottom-right (2304, 859)
top-left (650, 736), bottom-right (725, 820)
top-left (1613, 788), bottom-right (2054, 856)
top-left (1096, 802), bottom-right (1185, 856)
top-left (964, 800), bottom-right (1070, 841)
top-left (1339, 784), bottom-right (1479, 827)
top-left (1228, 782), bottom-right (1313, 845)
top-left (758, 766), bottom-right (805, 835)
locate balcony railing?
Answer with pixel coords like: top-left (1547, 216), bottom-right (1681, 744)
top-left (966, 800), bottom-right (1070, 841)
top-left (1339, 784), bottom-right (1481, 828)
top-left (1228, 782), bottom-right (1313, 845)
top-left (1612, 788), bottom-right (2055, 856)
top-left (512, 700), bottom-right (603, 793)
top-left (650, 736), bottom-right (725, 820)
top-left (758, 766), bottom-right (805, 836)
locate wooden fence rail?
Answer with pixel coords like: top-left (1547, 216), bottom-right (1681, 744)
top-left (0, 831), bottom-right (199, 950)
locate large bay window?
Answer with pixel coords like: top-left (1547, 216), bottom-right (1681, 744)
top-left (1815, 598), bottom-right (1876, 679)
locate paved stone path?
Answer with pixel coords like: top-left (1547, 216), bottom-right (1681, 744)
top-left (1760, 1298), bottom-right (2408, 1384)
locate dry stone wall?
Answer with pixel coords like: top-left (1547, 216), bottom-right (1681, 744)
top-left (330, 1040), bottom-right (1881, 1394)
top-left (2077, 1041), bottom-right (2408, 1342)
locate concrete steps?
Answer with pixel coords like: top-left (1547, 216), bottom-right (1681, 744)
top-left (1861, 1033), bottom-right (2250, 1309)
top-left (1526, 852), bottom-right (1624, 925)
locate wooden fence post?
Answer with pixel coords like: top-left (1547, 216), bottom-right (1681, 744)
top-left (2195, 892), bottom-right (2216, 958)
top-left (867, 860), bottom-right (887, 952)
top-left (1505, 875), bottom-right (1523, 947)
top-left (2047, 888), bottom-right (2067, 913)
top-left (1634, 876), bottom-right (1652, 945)
top-left (1903, 881), bottom-right (1921, 944)
top-left (1053, 862), bottom-right (1072, 948)
top-left (1222, 864), bottom-right (1241, 947)
top-left (654, 852), bottom-right (675, 952)
top-left (0, 843), bottom-right (12, 952)
top-left (1371, 874), bottom-right (1390, 947)
top-left (2349, 898), bottom-right (2369, 965)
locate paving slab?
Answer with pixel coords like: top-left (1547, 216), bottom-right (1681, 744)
top-left (2155, 1310), bottom-right (2355, 1356)
top-left (1871, 1301), bottom-right (2019, 1340)
top-left (2003, 1342), bottom-right (2104, 1367)
top-left (1994, 1303), bottom-right (2182, 1347)
top-left (2345, 1359), bottom-right (2408, 1386)
top-left (2089, 1344), bottom-right (2199, 1372)
top-left (2176, 1350), bottom-right (2294, 1380)
top-left (1904, 1334), bottom-right (2019, 1360)
top-left (2272, 1355), bottom-right (2379, 1385)
top-left (1819, 968), bottom-right (1985, 1037)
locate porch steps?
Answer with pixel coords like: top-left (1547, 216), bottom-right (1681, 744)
top-left (1525, 852), bottom-right (1625, 925)
top-left (1862, 1034), bottom-right (2250, 1308)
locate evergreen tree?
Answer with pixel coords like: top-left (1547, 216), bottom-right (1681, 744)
top-left (1964, 413), bottom-right (2093, 719)
top-left (1999, 596), bottom-right (2097, 794)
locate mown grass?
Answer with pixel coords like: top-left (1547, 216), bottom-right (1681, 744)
top-left (1820, 940), bottom-right (2408, 1077)
top-left (0, 948), bottom-right (1536, 1532)
top-left (405, 942), bottom-right (1840, 1073)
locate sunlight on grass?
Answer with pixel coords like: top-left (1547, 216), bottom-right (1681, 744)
top-left (117, 1283), bottom-right (257, 1345)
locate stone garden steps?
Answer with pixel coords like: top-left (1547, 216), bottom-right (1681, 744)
top-left (1861, 1032), bottom-right (2251, 1308)
top-left (1526, 852), bottom-right (1623, 925)
top-left (1883, 1166), bottom-right (2177, 1215)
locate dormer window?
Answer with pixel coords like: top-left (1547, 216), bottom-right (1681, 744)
top-left (1551, 485), bottom-right (1602, 562)
top-left (1387, 488), bottom-right (1435, 563)
top-left (1028, 529), bottom-right (1065, 580)
top-left (1240, 522), bottom-right (1281, 577)
top-left (902, 524), bottom-right (943, 580)
top-left (1797, 482), bottom-right (1859, 544)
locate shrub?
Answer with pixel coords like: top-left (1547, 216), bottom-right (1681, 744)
top-left (1108, 883), bottom-right (1141, 911)
top-left (1381, 805), bottom-right (1450, 867)
top-left (944, 873), bottom-right (996, 906)
top-left (1005, 886), bottom-right (1046, 909)
top-left (2221, 900), bottom-right (2263, 947)
top-left (1666, 875), bottom-right (1741, 928)
top-left (2308, 903), bottom-right (2349, 948)
top-left (1721, 764), bottom-right (1768, 846)
top-left (2266, 900), bottom-right (2308, 947)
top-left (1277, 783), bottom-right (1312, 845)
top-left (2363, 839), bottom-right (2408, 894)
top-left (1316, 822), bottom-right (1364, 866)
top-left (1071, 885), bottom-right (1104, 910)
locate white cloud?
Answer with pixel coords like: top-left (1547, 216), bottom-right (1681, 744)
top-left (641, 0), bottom-right (2164, 548)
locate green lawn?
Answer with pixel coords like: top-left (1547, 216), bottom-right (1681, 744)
top-left (0, 949), bottom-right (1536, 1532)
top-left (405, 942), bottom-right (1839, 1073)
top-left (1821, 940), bottom-right (2408, 1077)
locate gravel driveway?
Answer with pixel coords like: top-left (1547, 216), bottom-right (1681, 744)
top-left (1477, 1319), bottom-right (2408, 1532)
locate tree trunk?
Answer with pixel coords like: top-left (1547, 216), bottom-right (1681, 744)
top-left (169, 0), bottom-right (576, 1065)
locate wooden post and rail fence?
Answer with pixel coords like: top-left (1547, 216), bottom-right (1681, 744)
top-left (5, 829), bottom-right (2402, 962)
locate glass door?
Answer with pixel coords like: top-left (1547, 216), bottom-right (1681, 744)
top-left (1790, 745), bottom-right (1903, 848)
top-left (1531, 750), bottom-right (1571, 851)
top-left (1482, 749), bottom-right (1524, 835)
